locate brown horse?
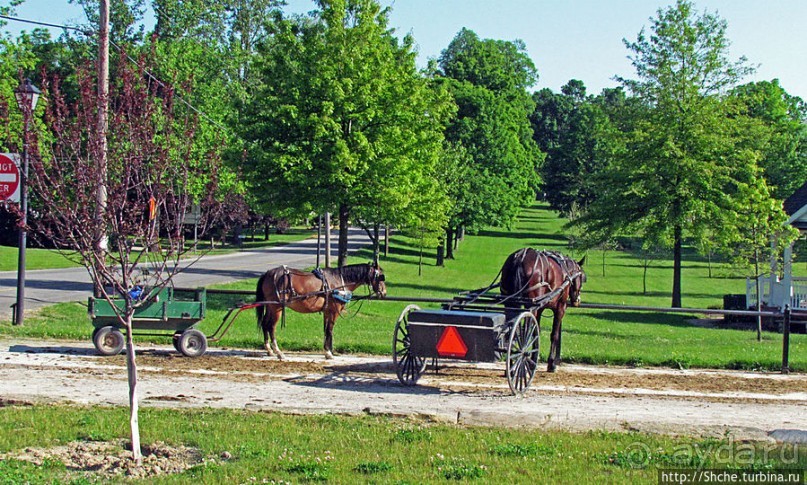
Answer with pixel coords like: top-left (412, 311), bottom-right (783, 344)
top-left (500, 248), bottom-right (585, 372)
top-left (256, 262), bottom-right (386, 360)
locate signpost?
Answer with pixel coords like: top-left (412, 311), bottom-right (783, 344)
top-left (0, 153), bottom-right (21, 203)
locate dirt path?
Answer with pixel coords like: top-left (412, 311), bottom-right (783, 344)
top-left (1, 338), bottom-right (805, 443)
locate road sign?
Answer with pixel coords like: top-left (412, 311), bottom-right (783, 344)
top-left (184, 203), bottom-right (201, 225)
top-left (0, 153), bottom-right (21, 203)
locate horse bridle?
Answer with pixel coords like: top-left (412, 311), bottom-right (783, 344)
top-left (368, 265), bottom-right (385, 292)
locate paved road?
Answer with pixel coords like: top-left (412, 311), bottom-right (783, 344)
top-left (0, 228), bottom-right (371, 320)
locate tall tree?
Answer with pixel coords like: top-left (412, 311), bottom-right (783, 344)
top-left (576, 0), bottom-right (760, 307)
top-left (728, 80), bottom-right (807, 199)
top-left (437, 29), bottom-right (542, 246)
top-left (70, 0), bottom-right (147, 44)
top-left (531, 80), bottom-right (615, 213)
top-left (242, 0), bottom-right (450, 266)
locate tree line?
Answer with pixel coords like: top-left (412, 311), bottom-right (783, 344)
top-left (1, 0), bottom-right (805, 306)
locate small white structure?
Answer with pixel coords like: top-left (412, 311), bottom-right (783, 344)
top-left (747, 182), bottom-right (807, 311)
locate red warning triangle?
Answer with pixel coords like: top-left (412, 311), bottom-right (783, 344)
top-left (436, 326), bottom-right (468, 358)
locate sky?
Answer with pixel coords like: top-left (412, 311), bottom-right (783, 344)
top-left (3, 0), bottom-right (807, 100)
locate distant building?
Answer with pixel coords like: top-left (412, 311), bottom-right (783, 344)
top-left (752, 181), bottom-right (807, 312)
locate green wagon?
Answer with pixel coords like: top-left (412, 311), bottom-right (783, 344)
top-left (88, 287), bottom-right (208, 358)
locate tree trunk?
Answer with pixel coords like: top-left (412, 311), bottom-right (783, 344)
top-left (372, 222), bottom-right (380, 264)
top-left (418, 242), bottom-right (423, 276)
top-left (672, 223), bottom-right (683, 308)
top-left (338, 204), bottom-right (349, 268)
top-left (384, 223), bottom-right (390, 258)
top-left (124, 313), bottom-right (142, 464)
top-left (436, 240), bottom-right (445, 267)
top-left (643, 256), bottom-right (648, 295)
top-left (445, 227), bottom-right (455, 259)
top-left (601, 248), bottom-right (606, 277)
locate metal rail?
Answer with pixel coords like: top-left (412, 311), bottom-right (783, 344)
top-left (576, 302), bottom-right (781, 318)
top-left (186, 289), bottom-right (784, 318)
top-left (174, 286), bottom-right (795, 373)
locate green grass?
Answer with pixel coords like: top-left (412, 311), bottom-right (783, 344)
top-left (0, 245), bottom-right (84, 271)
top-left (1, 203), bottom-right (804, 371)
top-left (0, 405), bottom-right (802, 484)
top-left (0, 228), bottom-right (316, 271)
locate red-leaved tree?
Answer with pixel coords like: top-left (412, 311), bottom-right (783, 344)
top-left (22, 51), bottom-right (233, 463)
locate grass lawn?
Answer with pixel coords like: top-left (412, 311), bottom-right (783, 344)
top-left (0, 228), bottom-right (316, 272)
top-left (0, 245), bottom-right (84, 271)
top-left (0, 405), bottom-right (803, 484)
top-left (0, 203), bottom-right (804, 371)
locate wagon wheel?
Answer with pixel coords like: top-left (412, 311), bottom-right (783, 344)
top-left (392, 304), bottom-right (427, 386)
top-left (506, 312), bottom-right (540, 396)
top-left (92, 326), bottom-right (125, 356)
top-left (172, 332), bottom-right (182, 353)
top-left (177, 328), bottom-right (208, 358)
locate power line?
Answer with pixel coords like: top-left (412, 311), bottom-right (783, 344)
top-left (1, 14), bottom-right (233, 135)
top-left (108, 38), bottom-right (232, 133)
top-left (0, 14), bottom-right (93, 36)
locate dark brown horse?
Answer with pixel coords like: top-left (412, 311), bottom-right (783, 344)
top-left (256, 262), bottom-right (386, 360)
top-left (500, 248), bottom-right (585, 372)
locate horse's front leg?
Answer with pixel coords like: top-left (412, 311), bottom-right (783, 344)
top-left (323, 306), bottom-right (338, 360)
top-left (546, 309), bottom-right (564, 373)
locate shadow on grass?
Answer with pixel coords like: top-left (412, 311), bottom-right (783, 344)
top-left (562, 327), bottom-right (643, 340)
top-left (516, 213), bottom-right (562, 222)
top-left (380, 249), bottom-right (438, 262)
top-left (577, 311), bottom-right (703, 328)
top-left (582, 289), bottom-right (723, 300)
top-left (476, 229), bottom-right (568, 243)
top-left (388, 282), bottom-right (466, 295)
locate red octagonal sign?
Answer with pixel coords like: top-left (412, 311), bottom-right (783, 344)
top-left (0, 153), bottom-right (20, 203)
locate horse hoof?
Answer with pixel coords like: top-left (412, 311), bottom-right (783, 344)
top-left (276, 353), bottom-right (286, 361)
top-left (324, 351), bottom-right (334, 360)
top-left (546, 365), bottom-right (557, 373)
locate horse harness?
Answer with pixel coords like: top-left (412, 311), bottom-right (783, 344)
top-left (273, 265), bottom-right (298, 302)
top-left (313, 267), bottom-right (353, 304)
top-left (511, 249), bottom-right (581, 297)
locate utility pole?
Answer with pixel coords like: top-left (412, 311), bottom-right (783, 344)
top-left (324, 212), bottom-right (331, 268)
top-left (96, 0), bottom-right (110, 273)
top-left (316, 214), bottom-right (321, 268)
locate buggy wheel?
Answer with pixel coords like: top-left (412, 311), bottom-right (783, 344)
top-left (506, 312), bottom-right (540, 396)
top-left (393, 304), bottom-right (426, 386)
top-left (172, 332), bottom-right (182, 353)
top-left (178, 329), bottom-right (208, 358)
top-left (93, 326), bottom-right (125, 356)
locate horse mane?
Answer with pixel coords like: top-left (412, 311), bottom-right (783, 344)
top-left (321, 263), bottom-right (371, 286)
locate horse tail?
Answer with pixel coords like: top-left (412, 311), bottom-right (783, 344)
top-left (501, 248), bottom-right (533, 295)
top-left (256, 271), bottom-right (267, 329)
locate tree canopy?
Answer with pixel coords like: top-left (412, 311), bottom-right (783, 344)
top-left (241, 0), bottom-right (451, 265)
top-left (571, 0), bottom-right (794, 307)
top-left (437, 28), bottom-right (542, 236)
